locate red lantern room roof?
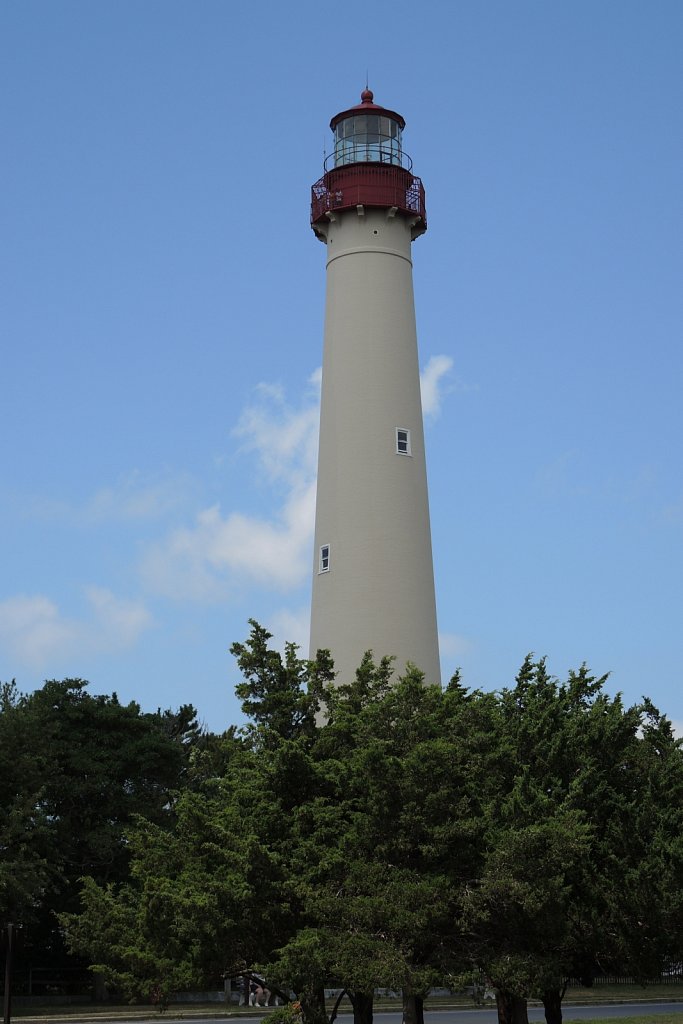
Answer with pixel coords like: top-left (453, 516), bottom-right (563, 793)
top-left (330, 88), bottom-right (406, 131)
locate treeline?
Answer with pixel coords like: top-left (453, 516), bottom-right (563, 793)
top-left (0, 676), bottom-right (202, 993)
top-left (2, 622), bottom-right (683, 1024)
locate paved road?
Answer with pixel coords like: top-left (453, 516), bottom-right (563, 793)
top-left (69, 1002), bottom-right (683, 1024)
top-left (331, 1006), bottom-right (682, 1024)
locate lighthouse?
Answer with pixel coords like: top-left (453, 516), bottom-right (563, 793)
top-left (309, 89), bottom-right (441, 688)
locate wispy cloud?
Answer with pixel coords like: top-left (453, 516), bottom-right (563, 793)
top-left (535, 449), bottom-right (586, 500)
top-left (13, 471), bottom-right (194, 526)
top-left (439, 631), bottom-right (472, 659)
top-left (234, 370), bottom-right (320, 484)
top-left (2, 362), bottom-right (457, 675)
top-left (83, 586), bottom-right (152, 646)
top-left (141, 487), bottom-right (316, 599)
top-left (0, 595), bottom-right (80, 668)
top-left (267, 605), bottom-right (311, 656)
top-left (661, 493), bottom-right (683, 525)
top-left (139, 358), bottom-right (459, 603)
top-left (140, 372), bottom-right (321, 601)
top-left (420, 355), bottom-right (454, 418)
top-left (83, 471), bottom-right (193, 523)
top-left (0, 589), bottom-right (152, 670)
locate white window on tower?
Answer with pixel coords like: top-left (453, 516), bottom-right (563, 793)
top-left (319, 544), bottom-right (330, 573)
top-left (396, 428), bottom-right (412, 455)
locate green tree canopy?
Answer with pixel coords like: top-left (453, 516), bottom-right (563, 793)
top-left (57, 628), bottom-right (683, 1024)
top-left (0, 677), bottom-right (201, 979)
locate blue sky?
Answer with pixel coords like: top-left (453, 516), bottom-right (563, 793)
top-left (2, 0), bottom-right (682, 733)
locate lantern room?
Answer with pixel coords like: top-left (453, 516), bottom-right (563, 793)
top-left (331, 88), bottom-right (405, 167)
top-left (311, 89), bottom-right (427, 241)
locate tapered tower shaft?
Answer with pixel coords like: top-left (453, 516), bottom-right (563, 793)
top-left (309, 91), bottom-right (440, 687)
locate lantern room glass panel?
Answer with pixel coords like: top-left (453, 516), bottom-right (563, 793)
top-left (333, 114), bottom-right (403, 167)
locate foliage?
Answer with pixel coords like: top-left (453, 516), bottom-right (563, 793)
top-left (231, 619), bottom-right (332, 747)
top-left (269, 1003), bottom-right (304, 1024)
top-left (0, 676), bottom-right (201, 977)
top-left (62, 623), bottom-right (330, 1001)
top-left (45, 625), bottom-right (683, 1024)
top-left (0, 681), bottom-right (53, 924)
top-left (456, 657), bottom-right (683, 1024)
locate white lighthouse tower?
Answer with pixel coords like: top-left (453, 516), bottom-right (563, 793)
top-left (309, 89), bottom-right (440, 688)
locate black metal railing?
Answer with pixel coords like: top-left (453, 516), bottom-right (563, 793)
top-left (324, 145), bottom-right (413, 173)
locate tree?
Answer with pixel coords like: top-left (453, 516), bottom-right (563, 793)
top-left (64, 624), bottom-right (330, 1005)
top-left (0, 677), bottom-right (201, 987)
top-left (456, 657), bottom-right (683, 1024)
top-left (0, 682), bottom-right (53, 926)
top-left (231, 619), bottom-right (331, 747)
top-left (273, 659), bottom-right (501, 1024)
top-left (64, 739), bottom-right (278, 1005)
top-left (59, 629), bottom-right (683, 1024)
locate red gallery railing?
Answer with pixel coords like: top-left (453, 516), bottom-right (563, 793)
top-left (311, 162), bottom-right (426, 232)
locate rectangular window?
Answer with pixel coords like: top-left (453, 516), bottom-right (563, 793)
top-left (319, 544), bottom-right (330, 573)
top-left (396, 428), bottom-right (411, 455)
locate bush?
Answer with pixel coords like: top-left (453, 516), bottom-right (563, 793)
top-left (268, 1002), bottom-right (304, 1024)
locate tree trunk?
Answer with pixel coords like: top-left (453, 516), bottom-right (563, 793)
top-left (301, 984), bottom-right (328, 1024)
top-left (329, 990), bottom-right (347, 1024)
top-left (350, 991), bottom-right (373, 1024)
top-left (542, 988), bottom-right (563, 1024)
top-left (402, 992), bottom-right (425, 1024)
top-left (92, 971), bottom-right (108, 1002)
top-left (495, 990), bottom-right (529, 1024)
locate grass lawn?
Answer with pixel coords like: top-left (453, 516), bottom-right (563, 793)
top-left (562, 989), bottom-right (683, 1006)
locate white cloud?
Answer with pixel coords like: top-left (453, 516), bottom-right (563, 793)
top-left (141, 374), bottom-right (321, 601)
top-left (267, 605), bottom-right (311, 656)
top-left (0, 589), bottom-right (152, 670)
top-left (139, 518), bottom-right (233, 602)
top-left (142, 485), bottom-right (316, 599)
top-left (84, 586), bottom-right (153, 647)
top-left (670, 719), bottom-right (683, 740)
top-left (233, 369), bottom-right (321, 483)
top-left (420, 355), bottom-right (454, 418)
top-left (139, 355), bottom-right (456, 606)
top-left (0, 595), bottom-right (81, 667)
